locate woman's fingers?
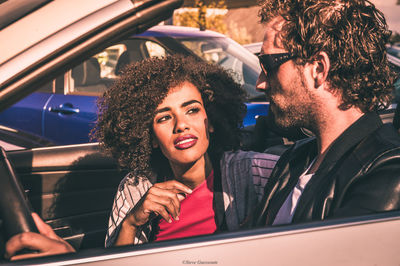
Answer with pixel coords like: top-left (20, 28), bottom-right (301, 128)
top-left (143, 189), bottom-right (181, 220)
top-left (129, 180), bottom-right (192, 226)
top-left (146, 201), bottom-right (173, 223)
top-left (153, 180), bottom-right (192, 195)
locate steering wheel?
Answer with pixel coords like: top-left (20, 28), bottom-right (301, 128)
top-left (0, 147), bottom-right (38, 256)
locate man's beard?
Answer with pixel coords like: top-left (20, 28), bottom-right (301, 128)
top-left (268, 74), bottom-right (317, 136)
top-left (271, 100), bottom-right (308, 130)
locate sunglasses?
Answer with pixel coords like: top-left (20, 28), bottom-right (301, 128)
top-left (258, 53), bottom-right (295, 75)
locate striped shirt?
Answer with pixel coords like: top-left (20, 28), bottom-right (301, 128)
top-left (105, 150), bottom-right (279, 247)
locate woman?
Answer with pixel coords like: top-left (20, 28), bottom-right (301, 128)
top-left (93, 55), bottom-right (279, 247)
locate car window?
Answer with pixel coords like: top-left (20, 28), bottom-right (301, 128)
top-left (62, 41), bottom-right (168, 96)
top-left (31, 40), bottom-right (170, 98)
top-left (37, 80), bottom-right (54, 93)
top-left (144, 40), bottom-right (167, 58)
top-left (177, 37), bottom-right (264, 100)
top-left (63, 44), bottom-right (127, 96)
top-left (96, 44), bottom-right (127, 79)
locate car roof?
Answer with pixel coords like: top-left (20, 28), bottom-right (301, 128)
top-left (136, 25), bottom-right (226, 38)
top-left (0, 0), bottom-right (52, 30)
top-left (0, 0), bottom-right (182, 112)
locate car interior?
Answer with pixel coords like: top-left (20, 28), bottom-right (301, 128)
top-left (0, 1), bottom-right (400, 263)
top-left (1, 36), bottom-right (399, 255)
top-left (1, 101), bottom-right (398, 258)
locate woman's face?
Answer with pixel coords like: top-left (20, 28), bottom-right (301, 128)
top-left (152, 82), bottom-right (213, 167)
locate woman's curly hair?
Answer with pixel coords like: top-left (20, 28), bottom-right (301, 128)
top-left (92, 55), bottom-right (247, 182)
top-left (259, 0), bottom-right (396, 112)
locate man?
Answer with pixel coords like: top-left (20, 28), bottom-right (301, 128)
top-left (252, 0), bottom-right (400, 226)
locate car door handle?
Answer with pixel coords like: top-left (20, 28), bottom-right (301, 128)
top-left (49, 103), bottom-right (80, 115)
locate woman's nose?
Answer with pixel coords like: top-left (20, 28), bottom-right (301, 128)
top-left (174, 115), bottom-right (189, 133)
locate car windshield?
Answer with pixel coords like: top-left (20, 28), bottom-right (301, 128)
top-left (177, 36), bottom-right (265, 101)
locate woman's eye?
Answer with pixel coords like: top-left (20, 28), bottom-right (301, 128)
top-left (187, 107), bottom-right (200, 114)
top-left (156, 115), bottom-right (171, 123)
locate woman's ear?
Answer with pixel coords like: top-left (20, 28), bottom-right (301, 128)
top-left (152, 135), bottom-right (159, 148)
top-left (208, 122), bottom-right (214, 133)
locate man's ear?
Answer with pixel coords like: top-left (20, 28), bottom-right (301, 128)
top-left (312, 51), bottom-right (330, 88)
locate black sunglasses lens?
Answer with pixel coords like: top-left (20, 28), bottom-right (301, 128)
top-left (258, 53), bottom-right (293, 74)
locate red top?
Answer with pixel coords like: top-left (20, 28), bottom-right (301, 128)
top-left (154, 171), bottom-right (216, 242)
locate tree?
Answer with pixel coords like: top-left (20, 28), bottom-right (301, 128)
top-left (174, 0), bottom-right (227, 33)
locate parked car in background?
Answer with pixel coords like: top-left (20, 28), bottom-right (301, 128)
top-left (243, 41), bottom-right (262, 55)
top-left (0, 25), bottom-right (267, 148)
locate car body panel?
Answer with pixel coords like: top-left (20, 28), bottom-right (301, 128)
top-left (245, 102), bottom-right (269, 126)
top-left (43, 94), bottom-right (98, 144)
top-left (7, 208), bottom-right (400, 265)
top-left (0, 93), bottom-right (51, 138)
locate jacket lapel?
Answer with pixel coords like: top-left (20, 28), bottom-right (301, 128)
top-left (292, 112), bottom-right (383, 221)
top-left (254, 137), bottom-right (317, 226)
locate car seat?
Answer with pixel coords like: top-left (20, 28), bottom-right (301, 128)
top-left (71, 57), bottom-right (107, 94)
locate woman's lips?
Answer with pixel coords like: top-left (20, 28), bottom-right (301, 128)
top-left (174, 135), bottom-right (198, 150)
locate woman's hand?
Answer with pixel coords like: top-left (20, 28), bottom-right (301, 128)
top-left (128, 180), bottom-right (192, 226)
top-left (4, 213), bottom-right (75, 261)
top-left (114, 180), bottom-right (192, 246)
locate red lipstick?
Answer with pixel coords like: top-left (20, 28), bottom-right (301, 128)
top-left (174, 135), bottom-right (198, 150)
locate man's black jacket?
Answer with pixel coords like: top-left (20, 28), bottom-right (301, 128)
top-left (253, 112), bottom-right (400, 226)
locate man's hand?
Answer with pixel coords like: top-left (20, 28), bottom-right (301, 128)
top-left (4, 213), bottom-right (75, 261)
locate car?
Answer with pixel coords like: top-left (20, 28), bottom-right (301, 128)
top-left (1, 1), bottom-right (400, 265)
top-left (243, 42), bottom-right (262, 55)
top-left (0, 25), bottom-right (267, 148)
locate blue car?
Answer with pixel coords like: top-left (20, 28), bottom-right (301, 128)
top-left (0, 25), bottom-right (267, 146)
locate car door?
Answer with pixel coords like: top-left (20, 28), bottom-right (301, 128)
top-left (43, 94), bottom-right (98, 145)
top-left (42, 54), bottom-right (116, 145)
top-left (0, 82), bottom-right (53, 139)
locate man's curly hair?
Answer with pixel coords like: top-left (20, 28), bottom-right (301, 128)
top-left (92, 55), bottom-right (247, 182)
top-left (259, 0), bottom-right (396, 112)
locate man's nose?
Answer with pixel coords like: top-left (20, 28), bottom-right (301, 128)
top-left (256, 71), bottom-right (269, 92)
